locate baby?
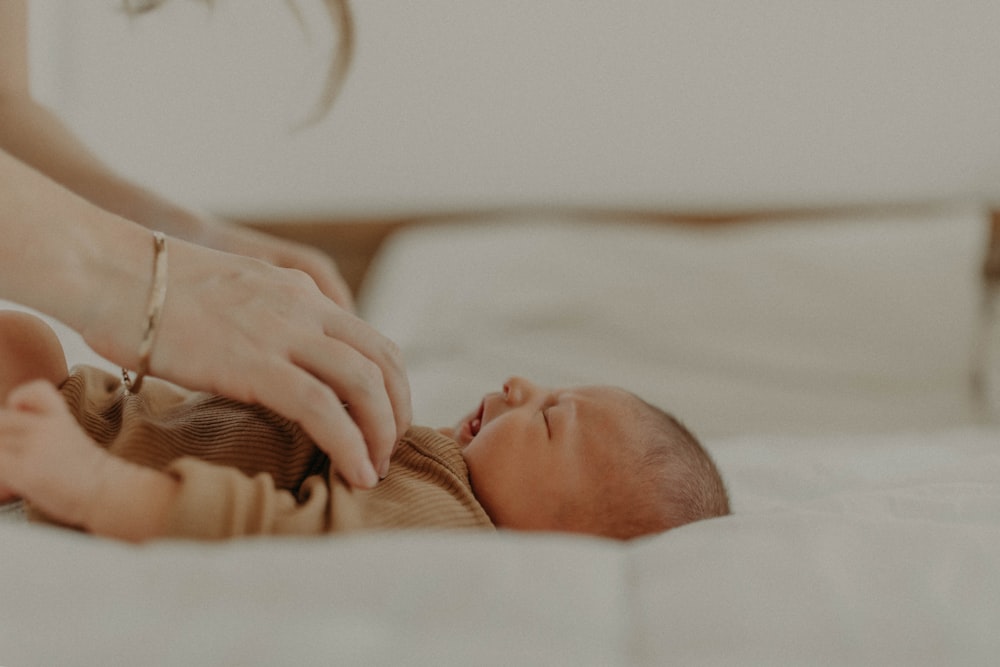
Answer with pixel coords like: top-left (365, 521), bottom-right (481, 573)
top-left (0, 311), bottom-right (730, 542)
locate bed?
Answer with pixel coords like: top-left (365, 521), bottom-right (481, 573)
top-left (2, 206), bottom-right (998, 665)
top-left (5, 3), bottom-right (1000, 665)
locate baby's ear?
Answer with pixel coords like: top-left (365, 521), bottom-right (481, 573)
top-left (436, 427), bottom-right (456, 439)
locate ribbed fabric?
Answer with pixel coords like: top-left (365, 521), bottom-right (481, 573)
top-left (53, 366), bottom-right (494, 539)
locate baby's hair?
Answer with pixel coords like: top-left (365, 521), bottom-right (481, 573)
top-left (121, 0), bottom-right (354, 124)
top-left (588, 397), bottom-right (730, 541)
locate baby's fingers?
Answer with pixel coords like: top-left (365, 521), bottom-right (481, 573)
top-left (5, 379), bottom-right (64, 413)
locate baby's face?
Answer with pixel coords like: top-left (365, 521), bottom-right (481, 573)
top-left (448, 376), bottom-right (641, 532)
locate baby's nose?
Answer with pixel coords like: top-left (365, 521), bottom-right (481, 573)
top-left (503, 376), bottom-right (537, 405)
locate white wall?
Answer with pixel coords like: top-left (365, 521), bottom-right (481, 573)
top-left (28, 1), bottom-right (1000, 217)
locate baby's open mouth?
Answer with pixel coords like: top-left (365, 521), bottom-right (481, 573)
top-left (469, 400), bottom-right (485, 437)
top-left (454, 399), bottom-right (486, 445)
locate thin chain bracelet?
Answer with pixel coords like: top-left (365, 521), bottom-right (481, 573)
top-left (122, 231), bottom-right (168, 394)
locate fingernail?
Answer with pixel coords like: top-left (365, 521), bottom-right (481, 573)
top-left (378, 460), bottom-right (390, 479)
top-left (356, 461), bottom-right (379, 489)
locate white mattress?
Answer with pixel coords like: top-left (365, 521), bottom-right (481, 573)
top-left (2, 205), bottom-right (999, 665)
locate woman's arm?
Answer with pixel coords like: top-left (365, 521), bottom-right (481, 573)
top-left (0, 1), bottom-right (352, 308)
top-left (0, 2), bottom-right (178, 233)
top-left (0, 150), bottom-right (406, 487)
top-left (0, 4), bottom-right (409, 485)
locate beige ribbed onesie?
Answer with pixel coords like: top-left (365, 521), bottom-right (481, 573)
top-left (47, 365), bottom-right (494, 539)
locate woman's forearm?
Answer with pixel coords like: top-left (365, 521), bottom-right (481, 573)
top-left (0, 147), bottom-right (153, 367)
top-left (0, 95), bottom-right (205, 240)
top-left (0, 0), bottom-right (202, 241)
top-left (0, 1), bottom-right (409, 488)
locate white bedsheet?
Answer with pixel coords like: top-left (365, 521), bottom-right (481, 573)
top-left (2, 426), bottom-right (998, 665)
top-left (2, 206), bottom-right (999, 665)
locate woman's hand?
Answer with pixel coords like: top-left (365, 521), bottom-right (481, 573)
top-left (0, 0), bottom-right (402, 490)
top-left (0, 147), bottom-right (408, 489)
top-left (83, 237), bottom-right (411, 489)
top-left (190, 215), bottom-right (356, 312)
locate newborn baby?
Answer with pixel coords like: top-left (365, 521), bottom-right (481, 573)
top-left (442, 377), bottom-right (730, 539)
top-left (0, 311), bottom-right (729, 542)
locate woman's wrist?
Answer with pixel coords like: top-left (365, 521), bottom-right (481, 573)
top-left (69, 212), bottom-right (172, 372)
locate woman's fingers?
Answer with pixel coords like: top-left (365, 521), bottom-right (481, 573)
top-left (253, 361), bottom-right (381, 488)
top-left (289, 335), bottom-right (405, 480)
top-left (318, 308), bottom-right (412, 443)
top-left (240, 282), bottom-right (410, 482)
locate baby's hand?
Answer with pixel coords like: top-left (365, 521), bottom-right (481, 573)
top-left (0, 380), bottom-right (109, 527)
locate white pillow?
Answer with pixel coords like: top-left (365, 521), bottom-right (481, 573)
top-left (361, 204), bottom-right (987, 438)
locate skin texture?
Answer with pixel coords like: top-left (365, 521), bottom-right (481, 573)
top-left (0, 2), bottom-right (410, 488)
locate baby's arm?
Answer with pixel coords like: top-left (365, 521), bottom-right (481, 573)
top-left (0, 381), bottom-right (178, 542)
top-left (0, 310), bottom-right (70, 502)
top-left (0, 310), bottom-right (69, 403)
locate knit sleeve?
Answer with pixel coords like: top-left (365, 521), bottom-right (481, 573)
top-left (160, 457), bottom-right (331, 539)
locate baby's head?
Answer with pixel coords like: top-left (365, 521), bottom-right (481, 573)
top-left (446, 377), bottom-right (730, 540)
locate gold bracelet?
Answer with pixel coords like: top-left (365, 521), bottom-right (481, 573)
top-left (122, 231), bottom-right (168, 394)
